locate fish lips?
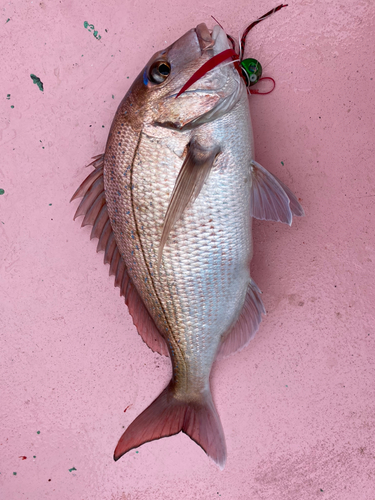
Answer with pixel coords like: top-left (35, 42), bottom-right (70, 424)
top-left (196, 23), bottom-right (215, 52)
top-left (196, 23), bottom-right (231, 55)
top-left (172, 24), bottom-right (240, 96)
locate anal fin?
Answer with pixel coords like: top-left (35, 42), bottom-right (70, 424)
top-left (218, 279), bottom-right (266, 358)
top-left (71, 154), bottom-right (169, 357)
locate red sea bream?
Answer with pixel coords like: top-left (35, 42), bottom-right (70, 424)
top-left (72, 22), bottom-right (303, 468)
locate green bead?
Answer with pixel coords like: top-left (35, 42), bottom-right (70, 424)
top-left (240, 58), bottom-right (262, 86)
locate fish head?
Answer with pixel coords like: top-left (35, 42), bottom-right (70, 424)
top-left (127, 24), bottom-right (244, 130)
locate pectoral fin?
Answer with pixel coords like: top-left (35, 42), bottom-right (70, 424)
top-left (250, 160), bottom-right (304, 225)
top-left (158, 139), bottom-right (220, 268)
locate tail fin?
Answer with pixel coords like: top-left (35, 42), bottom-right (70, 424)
top-left (114, 382), bottom-right (227, 469)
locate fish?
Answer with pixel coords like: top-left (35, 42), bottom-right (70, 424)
top-left (71, 21), bottom-right (304, 469)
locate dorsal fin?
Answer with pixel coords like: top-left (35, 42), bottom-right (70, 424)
top-left (71, 154), bottom-right (169, 357)
top-left (217, 279), bottom-right (266, 358)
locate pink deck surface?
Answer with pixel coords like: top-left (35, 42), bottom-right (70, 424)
top-left (1, 1), bottom-right (375, 499)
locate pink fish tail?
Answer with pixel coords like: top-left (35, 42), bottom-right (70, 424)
top-left (114, 381), bottom-right (227, 468)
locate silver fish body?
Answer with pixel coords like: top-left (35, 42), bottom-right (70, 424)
top-left (105, 91), bottom-right (253, 387)
top-left (72, 23), bottom-right (303, 468)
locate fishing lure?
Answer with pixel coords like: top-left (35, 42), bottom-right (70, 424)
top-left (177, 4), bottom-right (287, 98)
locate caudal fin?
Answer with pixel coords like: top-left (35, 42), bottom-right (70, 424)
top-left (114, 382), bottom-right (227, 468)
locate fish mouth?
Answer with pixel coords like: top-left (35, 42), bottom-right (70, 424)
top-left (167, 24), bottom-right (239, 99)
top-left (196, 23), bottom-right (215, 52)
top-left (195, 23), bottom-right (230, 56)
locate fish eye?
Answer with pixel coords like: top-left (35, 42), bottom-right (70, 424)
top-left (149, 61), bottom-right (171, 84)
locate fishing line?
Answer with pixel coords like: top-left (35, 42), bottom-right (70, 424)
top-left (239, 4), bottom-right (288, 59)
top-left (248, 77), bottom-right (276, 95)
top-left (261, 52), bottom-right (282, 72)
top-left (211, 15), bottom-right (237, 52)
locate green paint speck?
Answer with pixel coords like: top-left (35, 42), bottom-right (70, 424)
top-left (281, 161), bottom-right (284, 166)
top-left (13, 472), bottom-right (17, 476)
top-left (30, 74), bottom-right (44, 92)
top-left (102, 125), bottom-right (105, 128)
top-left (6, 18), bottom-right (10, 23)
top-left (11, 105), bottom-right (14, 108)
top-left (37, 431), bottom-right (40, 434)
top-left (112, 94), bottom-right (114, 99)
top-left (33, 456), bottom-right (36, 459)
top-left (135, 451), bottom-right (139, 454)
top-left (69, 467), bottom-right (77, 472)
top-left (49, 203), bottom-right (52, 206)
top-left (7, 94), bottom-right (10, 99)
top-left (285, 384), bottom-right (288, 387)
top-left (0, 189), bottom-right (4, 195)
top-left (320, 489), bottom-right (324, 492)
top-left (84, 21), bottom-right (101, 40)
